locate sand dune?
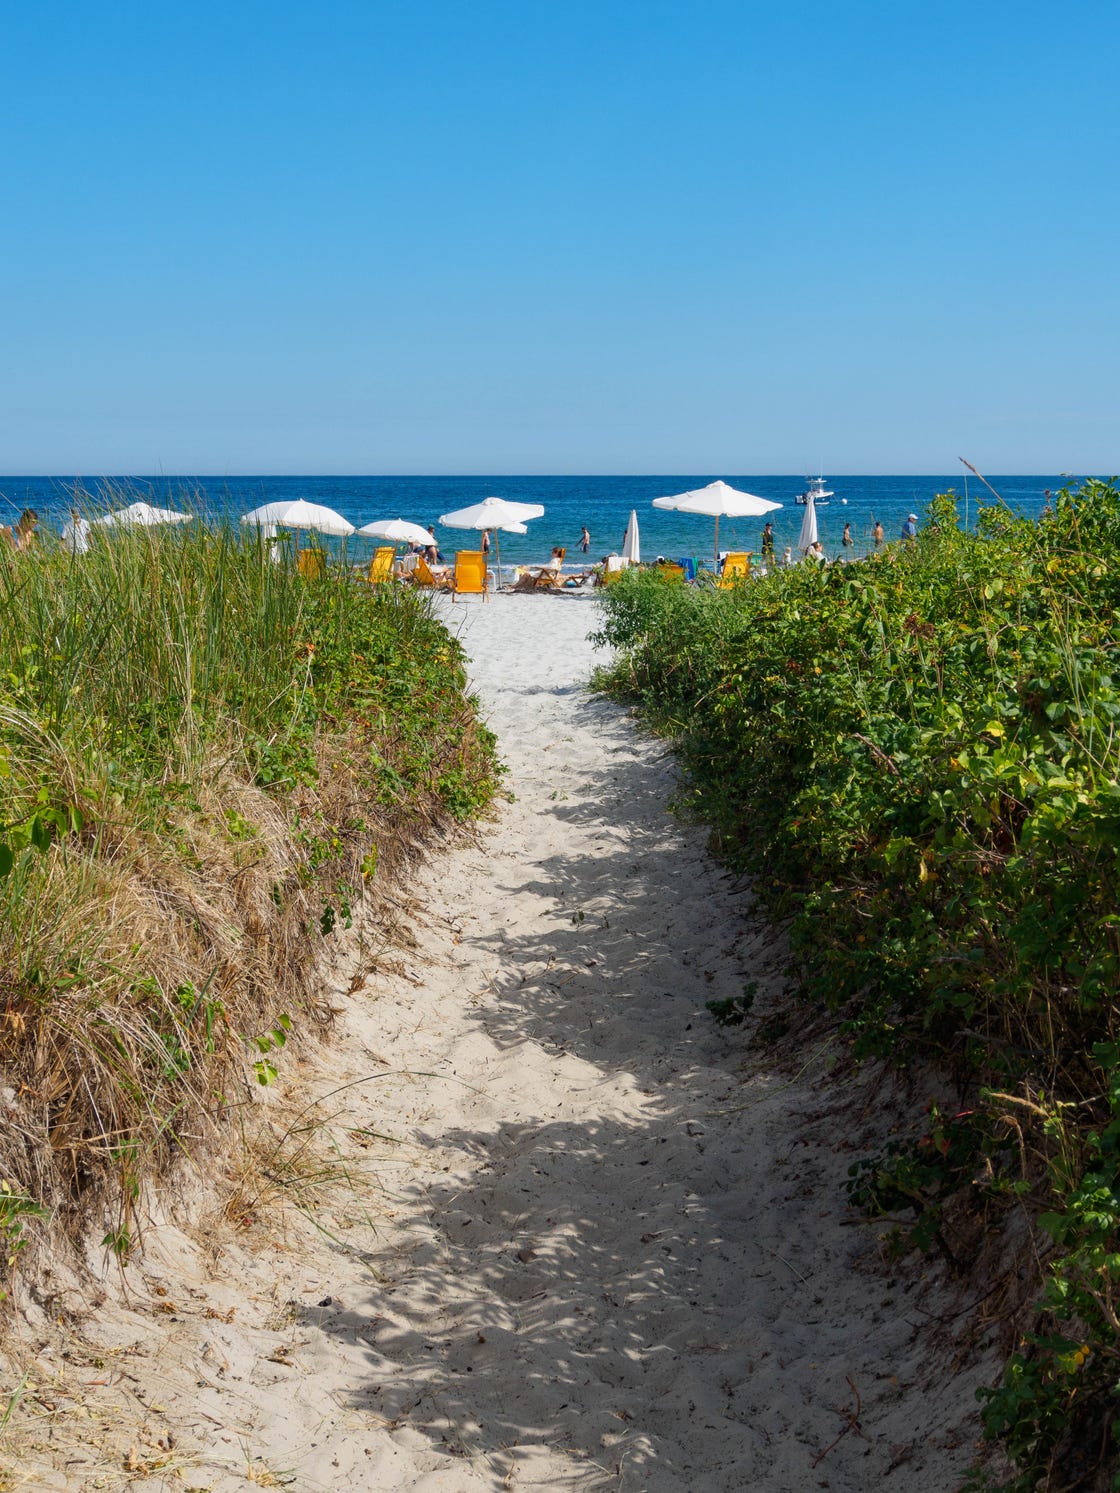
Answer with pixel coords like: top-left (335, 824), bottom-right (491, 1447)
top-left (16, 591), bottom-right (994, 1491)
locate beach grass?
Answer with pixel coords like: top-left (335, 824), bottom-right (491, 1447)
top-left (0, 514), bottom-right (498, 1280)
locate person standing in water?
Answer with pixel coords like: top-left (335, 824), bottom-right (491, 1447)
top-left (579, 525), bottom-right (590, 553)
top-left (841, 521), bottom-right (853, 552)
top-left (872, 519), bottom-right (884, 548)
top-left (760, 520), bottom-right (774, 559)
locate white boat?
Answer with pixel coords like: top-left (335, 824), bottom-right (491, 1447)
top-left (795, 475), bottom-right (834, 506)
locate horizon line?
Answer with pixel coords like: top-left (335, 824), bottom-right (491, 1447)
top-left (0, 469), bottom-right (1090, 482)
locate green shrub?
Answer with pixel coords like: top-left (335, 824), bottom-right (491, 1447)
top-left (595, 482), bottom-right (1120, 1485)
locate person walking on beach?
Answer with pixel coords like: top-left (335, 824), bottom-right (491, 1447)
top-left (61, 507), bottom-right (92, 555)
top-left (579, 525), bottom-right (590, 553)
top-left (872, 519), bottom-right (884, 548)
top-left (841, 521), bottom-right (853, 552)
top-left (760, 520), bottom-right (774, 559)
top-left (901, 513), bottom-right (918, 541)
top-left (481, 529), bottom-right (491, 556)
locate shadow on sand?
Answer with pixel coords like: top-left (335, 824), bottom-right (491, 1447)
top-left (292, 699), bottom-right (811, 1491)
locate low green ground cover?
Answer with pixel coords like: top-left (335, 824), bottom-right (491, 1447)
top-left (594, 483), bottom-right (1120, 1489)
top-left (0, 518), bottom-right (498, 1280)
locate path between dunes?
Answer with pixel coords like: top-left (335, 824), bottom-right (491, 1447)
top-left (30, 592), bottom-right (993, 1492)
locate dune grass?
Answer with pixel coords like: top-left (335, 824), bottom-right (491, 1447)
top-left (0, 514), bottom-right (498, 1279)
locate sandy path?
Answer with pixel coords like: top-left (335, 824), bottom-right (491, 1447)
top-left (21, 592), bottom-right (992, 1492)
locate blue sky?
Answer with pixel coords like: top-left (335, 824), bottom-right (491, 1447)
top-left (2, 0), bottom-right (1117, 474)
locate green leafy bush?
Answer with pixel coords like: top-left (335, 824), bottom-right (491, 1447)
top-left (595, 483), bottom-right (1120, 1485)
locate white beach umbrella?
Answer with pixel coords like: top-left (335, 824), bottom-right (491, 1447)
top-left (357, 518), bottom-right (434, 548)
top-left (241, 500), bottom-right (355, 539)
top-left (438, 496), bottom-right (545, 532)
top-left (652, 480), bottom-right (780, 560)
top-left (797, 493), bottom-right (819, 554)
top-left (621, 509), bottom-right (640, 566)
top-left (95, 501), bottom-right (192, 529)
top-left (439, 496), bottom-right (543, 584)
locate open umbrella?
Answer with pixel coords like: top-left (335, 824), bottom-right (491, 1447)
top-left (439, 496), bottom-right (544, 587)
top-left (797, 494), bottom-right (819, 555)
top-left (95, 501), bottom-right (192, 529)
top-left (652, 480), bottom-right (780, 561)
top-left (357, 519), bottom-right (434, 548)
top-left (241, 500), bottom-right (354, 538)
top-left (621, 509), bottom-right (640, 566)
top-left (241, 500), bottom-right (354, 566)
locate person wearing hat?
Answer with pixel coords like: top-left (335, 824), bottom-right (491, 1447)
top-left (901, 512), bottom-right (918, 541)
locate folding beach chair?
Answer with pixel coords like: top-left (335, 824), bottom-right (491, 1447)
top-left (717, 552), bottom-right (752, 587)
top-left (599, 555), bottom-right (629, 586)
top-left (365, 546), bottom-right (395, 584)
top-left (451, 550), bottom-right (489, 602)
top-left (409, 555), bottom-right (451, 590)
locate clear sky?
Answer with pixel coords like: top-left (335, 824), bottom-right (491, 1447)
top-left (2, 0), bottom-right (1117, 474)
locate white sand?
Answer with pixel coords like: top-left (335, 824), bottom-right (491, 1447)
top-left (12, 590), bottom-right (996, 1491)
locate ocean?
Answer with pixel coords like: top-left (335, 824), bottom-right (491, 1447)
top-left (0, 472), bottom-right (1078, 566)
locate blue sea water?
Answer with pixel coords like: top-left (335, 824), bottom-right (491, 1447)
top-left (0, 472), bottom-right (1080, 566)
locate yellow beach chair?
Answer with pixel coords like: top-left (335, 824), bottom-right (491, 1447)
top-left (297, 549), bottom-right (325, 581)
top-left (366, 546), bottom-right (395, 584)
top-left (451, 550), bottom-right (488, 603)
top-left (717, 551), bottom-right (752, 587)
top-left (410, 555), bottom-right (451, 590)
top-left (598, 555), bottom-right (629, 586)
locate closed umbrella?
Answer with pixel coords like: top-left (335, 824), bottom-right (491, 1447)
top-left (621, 509), bottom-right (640, 566)
top-left (797, 494), bottom-right (818, 555)
top-left (439, 496), bottom-right (544, 587)
top-left (652, 480), bottom-right (780, 561)
top-left (95, 501), bottom-right (192, 529)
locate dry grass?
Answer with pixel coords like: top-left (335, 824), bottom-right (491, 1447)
top-left (0, 512), bottom-right (498, 1307)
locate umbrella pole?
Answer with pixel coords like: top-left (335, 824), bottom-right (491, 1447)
top-left (714, 513), bottom-right (720, 563)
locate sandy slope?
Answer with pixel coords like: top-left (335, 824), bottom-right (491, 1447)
top-left (12, 590), bottom-right (995, 1492)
